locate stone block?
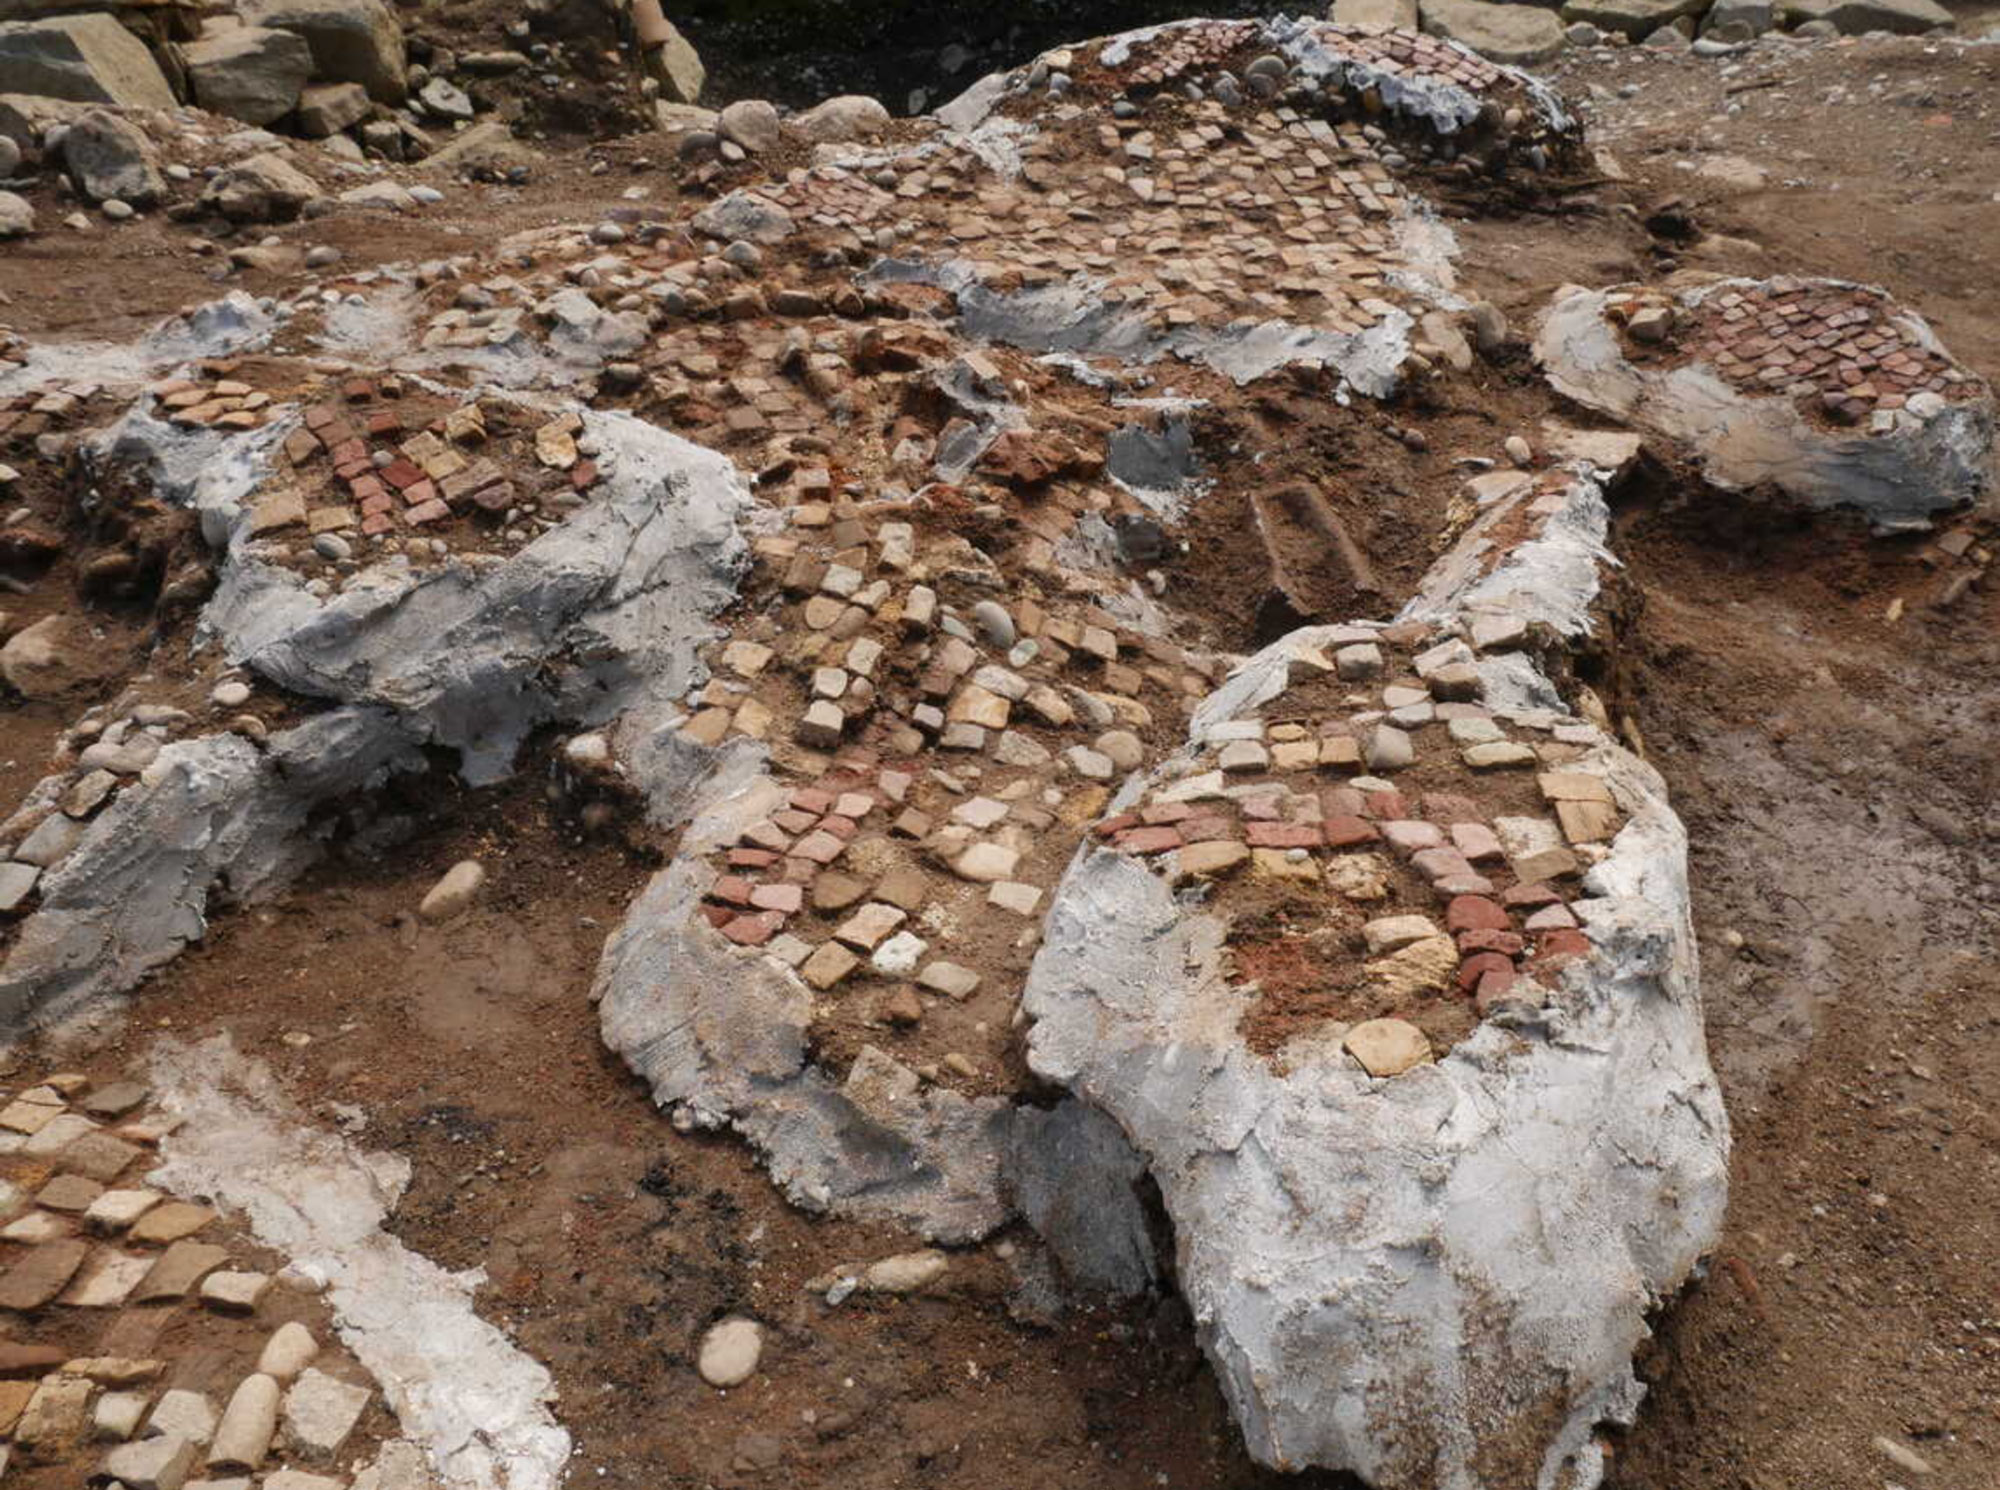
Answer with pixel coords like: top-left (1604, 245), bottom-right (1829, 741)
top-left (0, 15), bottom-right (175, 110)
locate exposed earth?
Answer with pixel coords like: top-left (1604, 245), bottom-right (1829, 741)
top-left (0, 6), bottom-right (1994, 1490)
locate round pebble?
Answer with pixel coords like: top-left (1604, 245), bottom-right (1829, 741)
top-left (971, 599), bottom-right (1015, 649)
top-left (697, 1317), bottom-right (763, 1388)
top-left (100, 199), bottom-right (134, 221)
top-left (211, 680), bottom-right (252, 709)
top-left (313, 533), bottom-right (353, 562)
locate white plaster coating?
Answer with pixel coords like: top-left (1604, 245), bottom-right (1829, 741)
top-left (146, 1036), bottom-right (570, 1490)
top-left (593, 741), bottom-right (1157, 1270)
top-left (1401, 466), bottom-right (1617, 641)
top-left (0, 291), bottom-right (284, 397)
top-left (0, 392), bottom-right (752, 1038)
top-left (1019, 470), bottom-right (1729, 1487)
top-left (1536, 280), bottom-right (1994, 530)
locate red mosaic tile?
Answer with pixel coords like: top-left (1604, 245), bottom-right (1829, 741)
top-left (1445, 896), bottom-right (1510, 934)
top-left (720, 911), bottom-right (784, 946)
top-left (381, 458), bottom-right (425, 490)
top-left (1246, 821), bottom-right (1321, 849)
top-left (1116, 826), bottom-right (1183, 855)
top-left (1458, 951), bottom-right (1514, 995)
top-left (1457, 928), bottom-right (1526, 957)
top-left (1323, 815), bottom-right (1379, 848)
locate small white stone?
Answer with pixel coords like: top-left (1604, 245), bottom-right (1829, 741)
top-left (697, 1317), bottom-right (763, 1388)
top-left (93, 1389), bottom-right (148, 1440)
top-left (418, 860), bottom-right (485, 922)
top-left (871, 931), bottom-right (928, 976)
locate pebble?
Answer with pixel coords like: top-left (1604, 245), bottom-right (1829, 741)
top-left (697, 1317), bottom-right (763, 1387)
top-left (312, 534), bottom-right (352, 562)
top-left (564, 733), bottom-right (610, 768)
top-left (100, 200), bottom-right (134, 221)
top-left (1504, 435), bottom-right (1534, 467)
top-left (862, 1249), bottom-right (948, 1292)
top-left (1871, 1436), bottom-right (1934, 1476)
top-left (417, 860), bottom-right (485, 922)
top-left (304, 246), bottom-right (342, 269)
top-left (971, 600), bottom-right (1015, 649)
top-left (256, 1321), bottom-right (319, 1380)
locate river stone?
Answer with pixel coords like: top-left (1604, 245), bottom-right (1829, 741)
top-left (0, 189), bottom-right (29, 237)
top-left (696, 1318), bottom-right (762, 1387)
top-left (183, 26), bottom-right (313, 127)
top-left (417, 76), bottom-right (472, 121)
top-left (861, 1249), bottom-right (948, 1292)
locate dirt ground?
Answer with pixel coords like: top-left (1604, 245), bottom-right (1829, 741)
top-left (3, 24), bottom-right (1999, 1490)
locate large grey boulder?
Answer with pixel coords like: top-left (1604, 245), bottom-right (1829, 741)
top-left (199, 149), bottom-right (320, 221)
top-left (1780, 0), bottom-right (1951, 30)
top-left (1560, 0), bottom-right (1708, 38)
top-left (182, 26), bottom-right (313, 127)
top-left (0, 14), bottom-right (174, 110)
top-left (1417, 0), bottom-right (1567, 61)
top-left (294, 80), bottom-right (368, 137)
top-left (61, 107), bottom-right (164, 206)
top-left (238, 0), bottom-right (406, 104)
